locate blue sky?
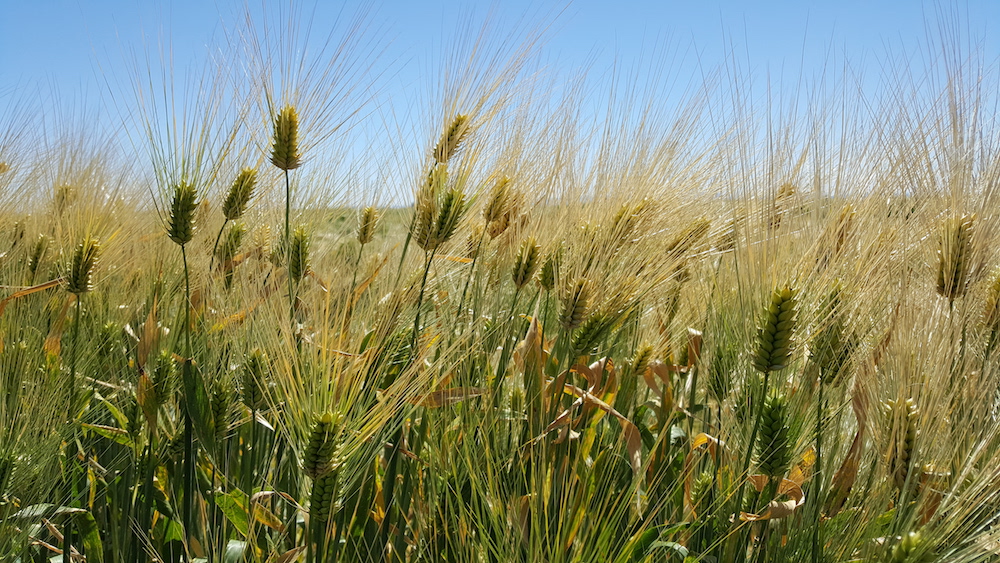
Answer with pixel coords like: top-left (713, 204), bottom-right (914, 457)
top-left (4, 0), bottom-right (998, 107)
top-left (2, 0), bottom-right (999, 207)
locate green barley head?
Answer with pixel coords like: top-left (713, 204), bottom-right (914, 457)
top-left (222, 168), bottom-right (257, 221)
top-left (66, 237), bottom-right (100, 295)
top-left (512, 237), bottom-right (541, 290)
top-left (752, 285), bottom-right (797, 373)
top-left (271, 105), bottom-right (302, 171)
top-left (167, 181), bottom-right (198, 246)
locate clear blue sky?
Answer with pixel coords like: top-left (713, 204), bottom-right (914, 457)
top-left (2, 0), bottom-right (998, 205)
top-left (4, 0), bottom-right (998, 105)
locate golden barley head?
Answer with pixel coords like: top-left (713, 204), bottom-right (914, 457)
top-left (885, 397), bottom-right (918, 491)
top-left (937, 213), bottom-right (975, 301)
top-left (433, 114), bottom-right (470, 164)
top-left (271, 105), bottom-right (302, 171)
top-left (483, 176), bottom-right (511, 224)
top-left (357, 206), bottom-right (380, 245)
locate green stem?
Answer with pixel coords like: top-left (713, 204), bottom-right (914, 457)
top-left (494, 287), bottom-right (522, 390)
top-left (350, 242), bottom-right (365, 291)
top-left (455, 228), bottom-right (488, 324)
top-left (412, 252), bottom-right (434, 350)
top-left (729, 370), bottom-right (771, 563)
top-left (70, 295), bottom-right (81, 413)
top-left (285, 170), bottom-right (295, 324)
top-left (812, 376), bottom-right (824, 563)
top-left (209, 218), bottom-right (229, 272)
top-left (181, 245), bottom-right (195, 563)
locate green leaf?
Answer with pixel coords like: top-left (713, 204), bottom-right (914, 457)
top-left (81, 423), bottom-right (136, 449)
top-left (12, 503), bottom-right (85, 519)
top-left (182, 361), bottom-right (216, 454)
top-left (649, 541), bottom-right (689, 560)
top-left (74, 511), bottom-right (104, 563)
top-left (215, 490), bottom-right (250, 537)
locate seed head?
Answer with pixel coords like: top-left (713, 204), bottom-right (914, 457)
top-left (217, 222), bottom-right (246, 266)
top-left (571, 312), bottom-right (615, 356)
top-left (433, 114), bottom-right (470, 164)
top-left (511, 237), bottom-right (541, 289)
top-left (888, 531), bottom-right (934, 563)
top-left (222, 168), bottom-right (257, 221)
top-left (271, 105), bottom-right (302, 171)
top-left (811, 283), bottom-right (852, 386)
top-left (241, 349), bottom-right (268, 411)
top-left (357, 206), bottom-right (379, 245)
top-left (631, 344), bottom-right (653, 377)
top-left (752, 285), bottom-right (797, 373)
top-left (937, 213), bottom-right (975, 301)
top-left (27, 233), bottom-right (48, 278)
top-left (302, 412), bottom-right (337, 479)
top-left (150, 350), bottom-right (177, 407)
top-left (167, 181), bottom-right (198, 246)
top-left (211, 381), bottom-right (234, 444)
top-left (483, 176), bottom-right (511, 224)
top-left (537, 248), bottom-right (559, 292)
top-left (885, 397), bottom-right (919, 492)
top-left (559, 279), bottom-right (591, 331)
top-left (310, 471), bottom-right (338, 524)
top-left (66, 237), bottom-right (100, 295)
top-left (756, 393), bottom-right (792, 479)
top-left (288, 225), bottom-right (311, 283)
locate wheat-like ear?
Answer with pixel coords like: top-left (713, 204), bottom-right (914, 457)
top-left (288, 225), bottom-right (311, 283)
top-left (241, 349), bottom-right (268, 411)
top-left (167, 181), bottom-right (198, 246)
top-left (885, 397), bottom-right (918, 492)
top-left (937, 213), bottom-right (975, 301)
top-left (210, 381), bottom-right (233, 444)
top-left (412, 164), bottom-right (447, 251)
top-left (66, 237), bottom-right (100, 295)
top-left (984, 268), bottom-right (1000, 330)
top-left (483, 175), bottom-right (511, 224)
top-left (151, 350), bottom-right (177, 408)
top-left (887, 531), bottom-right (934, 562)
top-left (559, 278), bottom-right (591, 331)
top-left (753, 285), bottom-right (797, 373)
top-left (302, 412), bottom-right (337, 479)
top-left (271, 105), bottom-right (302, 171)
top-left (537, 248), bottom-right (559, 292)
top-left (811, 282), bottom-right (851, 386)
top-left (512, 237), bottom-right (541, 289)
top-left (217, 222), bottom-right (246, 266)
top-left (357, 206), bottom-right (380, 245)
top-left (756, 393), bottom-right (792, 479)
top-left (433, 114), bottom-right (470, 164)
top-left (27, 233), bottom-right (48, 278)
top-left (222, 168), bottom-right (257, 221)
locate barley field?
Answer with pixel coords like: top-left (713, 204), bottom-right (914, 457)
top-left (2, 6), bottom-right (1000, 563)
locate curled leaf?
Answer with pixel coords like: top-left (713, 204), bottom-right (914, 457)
top-left (740, 475), bottom-right (805, 521)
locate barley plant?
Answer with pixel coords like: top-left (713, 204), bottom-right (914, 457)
top-left (6, 6), bottom-right (1000, 563)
